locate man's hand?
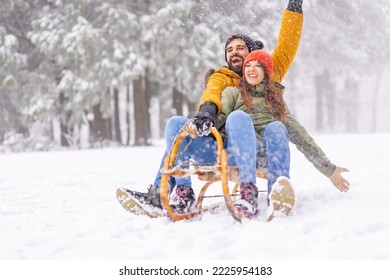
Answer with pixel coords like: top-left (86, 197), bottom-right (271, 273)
top-left (183, 120), bottom-right (199, 139)
top-left (192, 102), bottom-right (217, 136)
top-left (330, 166), bottom-right (350, 192)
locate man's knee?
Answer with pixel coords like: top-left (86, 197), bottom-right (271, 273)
top-left (165, 116), bottom-right (188, 138)
top-left (166, 116), bottom-right (188, 130)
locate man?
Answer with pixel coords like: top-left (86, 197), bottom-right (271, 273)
top-left (194, 0), bottom-right (304, 135)
top-left (120, 0), bottom-right (304, 214)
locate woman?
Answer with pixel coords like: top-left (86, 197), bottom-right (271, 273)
top-left (215, 50), bottom-right (350, 219)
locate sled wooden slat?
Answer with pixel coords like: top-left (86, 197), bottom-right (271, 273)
top-left (198, 166), bottom-right (267, 182)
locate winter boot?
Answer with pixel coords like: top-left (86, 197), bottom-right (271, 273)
top-left (266, 176), bottom-right (295, 222)
top-left (234, 182), bottom-right (259, 218)
top-left (126, 184), bottom-right (162, 209)
top-left (169, 185), bottom-right (197, 214)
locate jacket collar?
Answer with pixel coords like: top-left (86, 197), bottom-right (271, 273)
top-left (252, 83), bottom-right (265, 97)
top-left (253, 81), bottom-right (285, 96)
top-left (216, 67), bottom-right (241, 80)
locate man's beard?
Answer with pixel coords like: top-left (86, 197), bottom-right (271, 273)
top-left (228, 63), bottom-right (242, 76)
top-left (227, 55), bottom-right (244, 76)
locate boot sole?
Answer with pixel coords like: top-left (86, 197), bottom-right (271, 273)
top-left (266, 177), bottom-right (295, 222)
top-left (116, 188), bottom-right (164, 218)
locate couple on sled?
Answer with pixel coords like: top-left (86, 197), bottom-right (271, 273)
top-left (120, 0), bottom-right (350, 221)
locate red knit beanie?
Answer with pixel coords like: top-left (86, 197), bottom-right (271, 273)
top-left (243, 50), bottom-right (274, 77)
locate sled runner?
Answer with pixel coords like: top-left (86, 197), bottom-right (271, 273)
top-left (159, 124), bottom-right (268, 222)
top-left (116, 186), bottom-right (222, 218)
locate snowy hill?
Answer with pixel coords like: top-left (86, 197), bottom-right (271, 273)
top-left (0, 133), bottom-right (389, 261)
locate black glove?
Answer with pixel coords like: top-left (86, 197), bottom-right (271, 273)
top-left (287, 0), bottom-right (303, 13)
top-left (192, 102), bottom-right (217, 136)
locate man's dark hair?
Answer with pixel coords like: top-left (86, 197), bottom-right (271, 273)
top-left (224, 34), bottom-right (264, 62)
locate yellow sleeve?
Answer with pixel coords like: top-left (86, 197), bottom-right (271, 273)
top-left (271, 10), bottom-right (304, 83)
top-left (198, 72), bottom-right (235, 114)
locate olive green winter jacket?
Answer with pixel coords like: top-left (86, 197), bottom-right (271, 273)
top-left (215, 84), bottom-right (336, 178)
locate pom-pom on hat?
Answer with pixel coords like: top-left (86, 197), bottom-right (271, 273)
top-left (224, 34), bottom-right (263, 62)
top-left (242, 50), bottom-right (274, 77)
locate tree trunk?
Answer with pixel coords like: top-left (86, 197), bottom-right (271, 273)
top-left (59, 92), bottom-right (70, 147)
top-left (0, 89), bottom-right (28, 141)
top-left (126, 83), bottom-right (131, 145)
top-left (324, 71), bottom-right (335, 130)
top-left (344, 76), bottom-right (358, 132)
top-left (144, 72), bottom-right (152, 144)
top-left (314, 74), bottom-right (325, 131)
top-left (107, 87), bottom-right (113, 141)
top-left (158, 84), bottom-right (169, 138)
top-left (90, 104), bottom-right (107, 142)
top-left (172, 87), bottom-right (183, 116)
top-left (89, 88), bottom-right (112, 143)
top-left (187, 99), bottom-right (198, 118)
top-left (133, 76), bottom-right (148, 145)
top-left (113, 87), bottom-right (122, 143)
top-left (371, 67), bottom-right (384, 132)
top-left (315, 70), bottom-right (336, 131)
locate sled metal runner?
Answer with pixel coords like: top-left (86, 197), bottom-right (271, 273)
top-left (160, 126), bottom-right (267, 222)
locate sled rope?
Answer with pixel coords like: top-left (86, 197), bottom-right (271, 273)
top-left (172, 119), bottom-right (214, 164)
top-left (171, 120), bottom-right (195, 161)
top-left (174, 139), bottom-right (193, 162)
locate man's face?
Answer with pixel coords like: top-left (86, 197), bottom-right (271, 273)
top-left (226, 38), bottom-right (250, 74)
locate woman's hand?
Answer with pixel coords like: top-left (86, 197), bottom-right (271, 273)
top-left (330, 166), bottom-right (350, 192)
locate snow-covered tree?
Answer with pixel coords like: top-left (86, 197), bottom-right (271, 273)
top-left (28, 0), bottom-right (143, 145)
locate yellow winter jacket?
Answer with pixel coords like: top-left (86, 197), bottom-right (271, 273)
top-left (199, 10), bottom-right (303, 114)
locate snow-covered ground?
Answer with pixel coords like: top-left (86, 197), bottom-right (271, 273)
top-left (1, 133), bottom-right (389, 261)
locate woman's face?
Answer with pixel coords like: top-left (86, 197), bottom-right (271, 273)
top-left (244, 61), bottom-right (265, 86)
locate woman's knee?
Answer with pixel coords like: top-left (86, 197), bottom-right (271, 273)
top-left (264, 121), bottom-right (288, 140)
top-left (226, 110), bottom-right (252, 129)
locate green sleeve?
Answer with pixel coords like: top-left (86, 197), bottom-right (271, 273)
top-left (215, 87), bottom-right (238, 130)
top-left (285, 106), bottom-right (336, 178)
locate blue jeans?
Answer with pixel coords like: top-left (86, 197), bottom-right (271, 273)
top-left (153, 112), bottom-right (290, 193)
top-left (262, 121), bottom-right (290, 192)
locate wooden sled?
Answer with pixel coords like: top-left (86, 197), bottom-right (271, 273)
top-left (159, 126), bottom-right (267, 222)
